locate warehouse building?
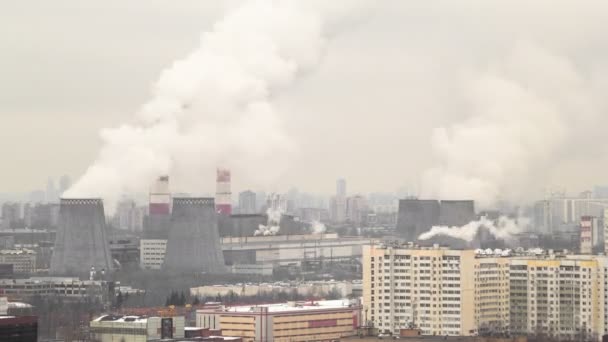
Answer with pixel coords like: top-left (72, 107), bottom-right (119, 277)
top-left (196, 299), bottom-right (361, 342)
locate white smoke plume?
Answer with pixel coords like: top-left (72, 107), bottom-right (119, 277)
top-left (310, 220), bottom-right (326, 234)
top-left (418, 216), bottom-right (530, 243)
top-left (64, 0), bottom-right (371, 209)
top-left (254, 207), bottom-right (283, 236)
top-left (421, 41), bottom-right (599, 208)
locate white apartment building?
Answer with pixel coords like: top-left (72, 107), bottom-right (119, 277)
top-left (510, 255), bottom-right (605, 341)
top-left (364, 244), bottom-right (608, 341)
top-left (363, 244), bottom-right (477, 336)
top-left (140, 239), bottom-right (167, 270)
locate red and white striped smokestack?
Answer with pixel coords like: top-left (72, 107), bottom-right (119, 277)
top-left (215, 168), bottom-right (232, 215)
top-left (149, 175), bottom-right (171, 215)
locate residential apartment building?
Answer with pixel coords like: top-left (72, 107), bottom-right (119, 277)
top-left (474, 256), bottom-right (510, 335)
top-left (363, 244), bottom-right (477, 336)
top-left (139, 239), bottom-right (167, 270)
top-left (510, 255), bottom-right (605, 341)
top-left (364, 244), bottom-right (608, 341)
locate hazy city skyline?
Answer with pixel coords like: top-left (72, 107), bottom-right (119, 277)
top-left (3, 1), bottom-right (608, 206)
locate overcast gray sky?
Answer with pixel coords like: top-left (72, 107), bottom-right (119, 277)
top-left (3, 1), bottom-right (608, 202)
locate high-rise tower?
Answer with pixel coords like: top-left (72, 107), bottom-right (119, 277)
top-left (216, 169), bottom-right (232, 215)
top-left (50, 198), bottom-right (114, 276)
top-left (163, 197), bottom-right (225, 272)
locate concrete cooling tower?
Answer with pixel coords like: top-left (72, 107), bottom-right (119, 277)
top-left (50, 198), bottom-right (114, 276)
top-left (162, 197), bottom-right (226, 273)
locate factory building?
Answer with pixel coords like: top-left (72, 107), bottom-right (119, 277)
top-left (90, 315), bottom-right (185, 341)
top-left (49, 198), bottom-right (114, 276)
top-left (163, 197), bottom-right (225, 273)
top-left (0, 277), bottom-right (114, 303)
top-left (142, 233), bottom-right (370, 273)
top-left (191, 280), bottom-right (356, 299)
top-left (196, 299), bottom-right (361, 342)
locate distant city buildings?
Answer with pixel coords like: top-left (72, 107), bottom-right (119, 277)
top-left (238, 190), bottom-right (256, 214)
top-left (113, 199), bottom-right (146, 231)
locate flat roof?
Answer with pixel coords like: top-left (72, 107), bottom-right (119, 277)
top-left (212, 299), bottom-right (358, 314)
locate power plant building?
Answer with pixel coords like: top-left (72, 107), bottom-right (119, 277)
top-left (49, 199), bottom-right (114, 276)
top-left (162, 197), bottom-right (225, 273)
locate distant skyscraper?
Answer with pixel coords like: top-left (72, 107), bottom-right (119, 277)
top-left (58, 175), bottom-right (72, 196)
top-left (336, 178), bottom-right (346, 198)
top-left (580, 216), bottom-right (596, 254)
top-left (215, 168), bottom-right (232, 215)
top-left (330, 178), bottom-right (347, 223)
top-left (238, 190), bottom-right (257, 214)
top-left (329, 196), bottom-right (347, 223)
top-left (46, 178), bottom-right (58, 203)
top-left (346, 195), bottom-right (367, 225)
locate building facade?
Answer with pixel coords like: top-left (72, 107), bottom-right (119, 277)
top-left (364, 244), bottom-right (608, 341)
top-left (238, 190), bottom-right (257, 215)
top-left (0, 249), bottom-right (36, 274)
top-left (140, 239), bottom-right (167, 270)
top-left (196, 300), bottom-right (361, 342)
top-left (90, 315), bottom-right (184, 342)
top-left (363, 244), bottom-right (476, 336)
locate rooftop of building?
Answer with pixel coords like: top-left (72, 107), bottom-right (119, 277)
top-left (0, 277), bottom-right (108, 285)
top-left (0, 248), bottom-right (36, 255)
top-left (93, 314), bottom-right (148, 323)
top-left (201, 299), bottom-right (359, 314)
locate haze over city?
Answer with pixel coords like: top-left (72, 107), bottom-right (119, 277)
top-left (4, 1), bottom-right (608, 341)
top-left (4, 1), bottom-right (608, 208)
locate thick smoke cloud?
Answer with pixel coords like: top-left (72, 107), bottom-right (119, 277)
top-left (64, 0), bottom-right (370, 208)
top-left (421, 41), bottom-right (600, 208)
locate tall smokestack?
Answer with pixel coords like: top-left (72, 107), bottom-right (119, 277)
top-left (150, 175), bottom-right (171, 215)
top-left (50, 198), bottom-right (114, 276)
top-left (163, 197), bottom-right (225, 273)
top-left (215, 168), bottom-right (232, 215)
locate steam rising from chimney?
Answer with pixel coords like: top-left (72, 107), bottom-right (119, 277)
top-left (64, 0), bottom-right (371, 209)
top-left (418, 215), bottom-right (529, 243)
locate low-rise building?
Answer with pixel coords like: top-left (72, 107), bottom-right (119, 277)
top-left (0, 277), bottom-right (113, 303)
top-left (0, 249), bottom-right (36, 274)
top-left (196, 299), bottom-right (361, 342)
top-left (90, 314), bottom-right (185, 342)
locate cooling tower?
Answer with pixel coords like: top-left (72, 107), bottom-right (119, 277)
top-left (396, 199), bottom-right (440, 241)
top-left (163, 197), bottom-right (226, 273)
top-left (439, 200), bottom-right (475, 226)
top-left (50, 198), bottom-right (114, 276)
